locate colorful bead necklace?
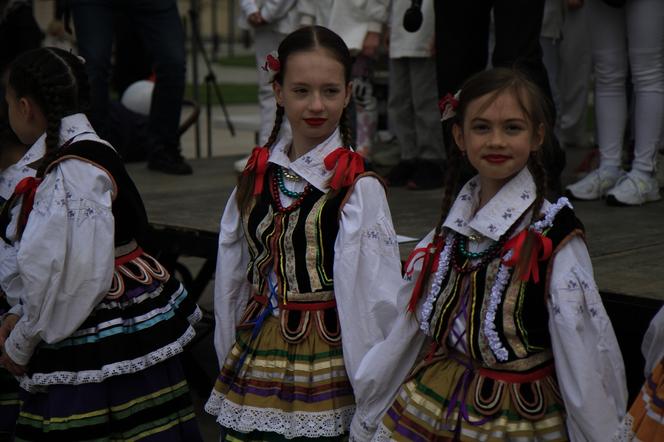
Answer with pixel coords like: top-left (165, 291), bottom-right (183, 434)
top-left (275, 166), bottom-right (304, 199)
top-left (270, 168), bottom-right (311, 213)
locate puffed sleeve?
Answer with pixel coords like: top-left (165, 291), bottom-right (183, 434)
top-left (334, 176), bottom-right (402, 381)
top-left (0, 240), bottom-right (22, 309)
top-left (641, 306), bottom-right (664, 376)
top-left (3, 159), bottom-right (115, 366)
top-left (212, 188), bottom-right (252, 368)
top-left (349, 230), bottom-right (434, 441)
top-left (548, 236), bottom-right (628, 442)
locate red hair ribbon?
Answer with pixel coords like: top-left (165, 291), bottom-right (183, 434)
top-left (14, 176), bottom-right (42, 235)
top-left (406, 235), bottom-right (444, 312)
top-left (438, 91), bottom-right (460, 122)
top-left (323, 148), bottom-right (365, 191)
top-left (503, 229), bottom-right (553, 283)
top-left (243, 146), bottom-right (270, 195)
top-left (263, 53), bottom-right (280, 73)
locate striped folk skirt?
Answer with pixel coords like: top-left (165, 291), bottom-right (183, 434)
top-left (11, 248), bottom-right (203, 441)
top-left (375, 355), bottom-right (568, 442)
top-left (615, 357), bottom-right (664, 441)
top-left (0, 369), bottom-right (19, 440)
top-left (205, 314), bottom-right (354, 441)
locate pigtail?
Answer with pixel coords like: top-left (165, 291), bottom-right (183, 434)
top-left (339, 107), bottom-right (354, 149)
top-left (236, 105), bottom-right (284, 213)
top-left (513, 150), bottom-right (548, 281)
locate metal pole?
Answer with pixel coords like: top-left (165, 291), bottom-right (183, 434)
top-left (211, 0), bottom-right (219, 56)
top-left (189, 0), bottom-right (202, 158)
top-left (228, 0), bottom-right (235, 57)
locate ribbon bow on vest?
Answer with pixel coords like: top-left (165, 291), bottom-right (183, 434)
top-left (14, 176), bottom-right (42, 238)
top-left (243, 146), bottom-right (270, 196)
top-left (323, 148), bottom-right (365, 191)
top-left (503, 229), bottom-right (552, 283)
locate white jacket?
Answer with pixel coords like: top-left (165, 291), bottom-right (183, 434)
top-left (238, 0), bottom-right (299, 35)
top-left (388, 0), bottom-right (435, 58)
top-left (298, 0), bottom-right (389, 51)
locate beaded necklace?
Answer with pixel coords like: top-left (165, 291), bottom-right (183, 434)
top-left (450, 222), bottom-right (518, 274)
top-left (270, 168), bottom-right (311, 213)
top-left (275, 166), bottom-right (304, 199)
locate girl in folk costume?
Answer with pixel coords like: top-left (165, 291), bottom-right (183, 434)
top-left (205, 25), bottom-right (403, 441)
top-left (0, 47), bottom-right (202, 441)
top-left (349, 68), bottom-right (627, 441)
top-left (615, 306), bottom-right (664, 441)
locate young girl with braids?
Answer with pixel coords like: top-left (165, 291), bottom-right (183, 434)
top-left (205, 25), bottom-right (403, 440)
top-left (0, 47), bottom-right (203, 441)
top-left (349, 68), bottom-right (627, 442)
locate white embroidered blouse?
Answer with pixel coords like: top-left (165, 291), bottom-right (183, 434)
top-left (1, 114), bottom-right (116, 367)
top-left (350, 168), bottom-right (628, 442)
top-left (212, 128), bottom-right (404, 388)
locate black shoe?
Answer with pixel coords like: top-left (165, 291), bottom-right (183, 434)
top-left (384, 160), bottom-right (417, 187)
top-left (406, 160), bottom-right (444, 190)
top-left (148, 150), bottom-right (193, 175)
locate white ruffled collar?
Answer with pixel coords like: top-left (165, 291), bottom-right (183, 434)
top-left (268, 128), bottom-right (345, 193)
top-left (0, 113), bottom-right (106, 200)
top-left (443, 167), bottom-right (537, 241)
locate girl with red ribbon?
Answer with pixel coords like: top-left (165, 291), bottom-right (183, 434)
top-left (206, 26), bottom-right (403, 441)
top-left (0, 48), bottom-right (203, 441)
top-left (350, 68), bottom-right (626, 442)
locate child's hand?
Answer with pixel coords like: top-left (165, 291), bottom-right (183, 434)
top-left (0, 348), bottom-right (26, 376)
top-left (0, 313), bottom-right (19, 347)
top-left (362, 31), bottom-right (381, 58)
top-left (248, 11), bottom-right (266, 27)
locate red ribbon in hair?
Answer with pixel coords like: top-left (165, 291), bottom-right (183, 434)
top-left (323, 148), bottom-right (365, 190)
top-left (438, 92), bottom-right (460, 121)
top-left (502, 229), bottom-right (553, 283)
top-left (406, 235), bottom-right (444, 312)
top-left (243, 146), bottom-right (270, 195)
top-left (14, 176), bottom-right (42, 235)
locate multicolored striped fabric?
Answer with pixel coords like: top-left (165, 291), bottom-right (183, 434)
top-left (206, 316), bottom-right (354, 440)
top-left (20, 250), bottom-right (201, 391)
top-left (615, 357), bottom-right (664, 441)
top-left (11, 248), bottom-right (203, 441)
top-left (0, 369), bottom-right (19, 440)
top-left (376, 355), bottom-right (568, 442)
top-left (14, 356), bottom-right (200, 441)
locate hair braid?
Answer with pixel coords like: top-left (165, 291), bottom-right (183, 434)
top-left (513, 150), bottom-right (548, 280)
top-left (235, 105), bottom-right (285, 213)
top-left (263, 105), bottom-right (284, 149)
top-left (339, 107), bottom-right (353, 149)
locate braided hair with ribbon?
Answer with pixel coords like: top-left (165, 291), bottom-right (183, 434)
top-left (236, 26), bottom-right (355, 213)
top-left (408, 68), bottom-right (554, 309)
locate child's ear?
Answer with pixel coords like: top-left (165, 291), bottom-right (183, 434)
top-left (452, 123), bottom-right (465, 152)
top-left (18, 97), bottom-right (32, 120)
top-left (272, 81), bottom-right (283, 107)
top-left (344, 82), bottom-right (352, 108)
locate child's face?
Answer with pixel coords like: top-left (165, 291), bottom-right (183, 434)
top-left (4, 86), bottom-right (42, 146)
top-left (453, 90), bottom-right (543, 189)
top-left (273, 48), bottom-right (351, 153)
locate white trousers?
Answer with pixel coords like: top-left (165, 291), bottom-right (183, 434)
top-left (589, 0), bottom-right (664, 173)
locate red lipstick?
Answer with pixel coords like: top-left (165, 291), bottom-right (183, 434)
top-left (483, 154), bottom-right (510, 164)
top-left (304, 118), bottom-right (327, 127)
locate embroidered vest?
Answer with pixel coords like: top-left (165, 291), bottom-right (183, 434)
top-left (428, 205), bottom-right (584, 372)
top-left (238, 165), bottom-right (378, 344)
top-left (0, 140), bottom-right (149, 248)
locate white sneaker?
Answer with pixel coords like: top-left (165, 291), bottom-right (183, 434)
top-left (234, 155), bottom-right (250, 173)
top-left (565, 168), bottom-right (622, 200)
top-left (606, 171), bottom-right (661, 206)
